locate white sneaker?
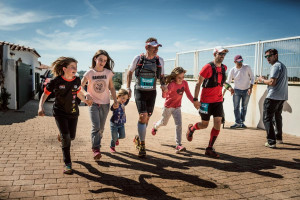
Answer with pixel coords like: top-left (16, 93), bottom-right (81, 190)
top-left (265, 142), bottom-right (276, 148)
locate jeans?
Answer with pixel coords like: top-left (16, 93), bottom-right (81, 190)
top-left (154, 107), bottom-right (182, 146)
top-left (55, 116), bottom-right (78, 165)
top-left (89, 103), bottom-right (110, 149)
top-left (263, 98), bottom-right (284, 145)
top-left (110, 122), bottom-right (126, 147)
top-left (233, 89), bottom-right (250, 124)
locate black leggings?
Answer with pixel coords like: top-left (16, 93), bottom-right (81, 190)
top-left (55, 116), bottom-right (78, 165)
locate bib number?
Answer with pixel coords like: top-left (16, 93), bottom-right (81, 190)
top-left (140, 77), bottom-right (154, 89)
top-left (199, 103), bottom-right (209, 114)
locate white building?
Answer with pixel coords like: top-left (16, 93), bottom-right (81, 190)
top-left (0, 41), bottom-right (41, 110)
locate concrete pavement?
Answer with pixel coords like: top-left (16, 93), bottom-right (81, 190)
top-left (0, 100), bottom-right (300, 200)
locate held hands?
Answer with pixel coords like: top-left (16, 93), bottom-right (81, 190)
top-left (85, 94), bottom-right (93, 106)
top-left (193, 101), bottom-right (201, 110)
top-left (113, 101), bottom-right (119, 109)
top-left (161, 85), bottom-right (168, 93)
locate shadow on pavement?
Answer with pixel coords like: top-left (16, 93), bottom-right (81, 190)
top-left (156, 144), bottom-right (300, 179)
top-left (74, 161), bottom-right (181, 200)
top-left (0, 100), bottom-right (53, 125)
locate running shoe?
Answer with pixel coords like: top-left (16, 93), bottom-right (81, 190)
top-left (277, 140), bottom-right (283, 144)
top-left (63, 164), bottom-right (73, 174)
top-left (133, 135), bottom-right (140, 150)
top-left (152, 123), bottom-right (157, 135)
top-left (230, 123), bottom-right (242, 129)
top-left (138, 144), bottom-right (146, 158)
top-left (186, 124), bottom-right (194, 142)
top-left (175, 145), bottom-right (186, 154)
top-left (265, 142), bottom-right (276, 148)
top-left (110, 147), bottom-right (116, 153)
top-left (205, 147), bottom-right (220, 158)
top-left (92, 148), bottom-right (102, 160)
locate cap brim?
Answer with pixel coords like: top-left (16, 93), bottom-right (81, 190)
top-left (235, 59), bottom-right (243, 62)
top-left (148, 44), bottom-right (162, 47)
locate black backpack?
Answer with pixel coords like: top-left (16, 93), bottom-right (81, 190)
top-left (135, 54), bottom-right (161, 79)
top-left (202, 62), bottom-right (226, 88)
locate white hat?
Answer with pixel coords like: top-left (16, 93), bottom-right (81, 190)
top-left (213, 46), bottom-right (229, 54)
top-left (145, 41), bottom-right (162, 47)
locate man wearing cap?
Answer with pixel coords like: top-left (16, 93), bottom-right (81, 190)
top-left (226, 55), bottom-right (254, 129)
top-left (186, 46), bottom-right (234, 158)
top-left (126, 37), bottom-right (167, 157)
top-left (258, 48), bottom-right (288, 148)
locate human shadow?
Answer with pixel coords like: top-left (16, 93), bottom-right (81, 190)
top-left (0, 100), bottom-right (53, 125)
top-left (73, 161), bottom-right (180, 200)
top-left (155, 144), bottom-right (300, 179)
top-left (257, 89), bottom-right (292, 129)
top-left (102, 151), bottom-right (218, 188)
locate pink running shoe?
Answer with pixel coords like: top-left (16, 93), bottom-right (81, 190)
top-left (175, 145), bottom-right (186, 154)
top-left (151, 123), bottom-right (157, 135)
top-left (92, 149), bottom-right (101, 160)
top-left (116, 139), bottom-right (119, 146)
top-left (110, 147), bottom-right (116, 153)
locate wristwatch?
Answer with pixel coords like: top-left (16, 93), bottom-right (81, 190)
top-left (193, 98), bottom-right (198, 101)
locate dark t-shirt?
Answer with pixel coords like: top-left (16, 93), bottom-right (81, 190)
top-left (44, 76), bottom-right (81, 118)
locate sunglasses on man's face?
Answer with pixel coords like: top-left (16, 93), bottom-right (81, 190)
top-left (217, 52), bottom-right (227, 56)
top-left (264, 54), bottom-right (275, 58)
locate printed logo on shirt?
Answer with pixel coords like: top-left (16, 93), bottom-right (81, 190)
top-left (176, 87), bottom-right (184, 95)
top-left (59, 85), bottom-right (65, 89)
top-left (93, 80), bottom-right (106, 93)
top-left (92, 75), bottom-right (107, 79)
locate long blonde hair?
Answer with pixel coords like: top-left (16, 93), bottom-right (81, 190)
top-left (165, 67), bottom-right (186, 84)
top-left (52, 57), bottom-right (77, 77)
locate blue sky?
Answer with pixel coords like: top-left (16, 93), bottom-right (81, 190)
top-left (1, 0), bottom-right (300, 72)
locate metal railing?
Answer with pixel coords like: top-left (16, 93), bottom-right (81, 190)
top-left (165, 36), bottom-right (300, 84)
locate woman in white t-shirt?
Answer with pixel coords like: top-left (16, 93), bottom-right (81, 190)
top-left (81, 50), bottom-right (119, 160)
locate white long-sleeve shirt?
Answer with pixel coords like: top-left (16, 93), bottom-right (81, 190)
top-left (226, 64), bottom-right (254, 90)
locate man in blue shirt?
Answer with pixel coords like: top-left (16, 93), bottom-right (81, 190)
top-left (258, 49), bottom-right (288, 148)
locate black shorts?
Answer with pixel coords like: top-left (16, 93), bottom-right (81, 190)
top-left (199, 102), bottom-right (223, 121)
top-left (134, 89), bottom-right (157, 116)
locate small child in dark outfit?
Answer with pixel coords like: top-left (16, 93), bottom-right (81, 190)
top-left (109, 89), bottom-right (129, 152)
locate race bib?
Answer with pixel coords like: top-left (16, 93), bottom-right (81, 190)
top-left (140, 77), bottom-right (154, 89)
top-left (199, 103), bottom-right (209, 114)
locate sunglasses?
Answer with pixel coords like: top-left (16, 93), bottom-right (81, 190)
top-left (217, 52), bottom-right (227, 56)
top-left (264, 54), bottom-right (275, 58)
top-left (237, 60), bottom-right (243, 63)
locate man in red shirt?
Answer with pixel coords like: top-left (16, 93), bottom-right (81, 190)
top-left (186, 46), bottom-right (234, 158)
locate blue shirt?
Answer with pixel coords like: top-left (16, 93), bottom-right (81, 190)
top-left (110, 99), bottom-right (129, 124)
top-left (266, 61), bottom-right (288, 100)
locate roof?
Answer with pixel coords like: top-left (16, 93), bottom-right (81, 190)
top-left (0, 41), bottom-right (41, 58)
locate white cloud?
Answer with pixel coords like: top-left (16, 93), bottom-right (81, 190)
top-left (30, 29), bottom-right (140, 52)
top-left (64, 19), bottom-right (77, 28)
top-left (0, 2), bottom-right (51, 30)
top-left (84, 0), bottom-right (100, 17)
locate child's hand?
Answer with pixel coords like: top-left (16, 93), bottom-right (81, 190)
top-left (86, 99), bottom-right (93, 106)
top-left (38, 108), bottom-right (45, 116)
top-left (161, 85), bottom-right (168, 92)
top-left (113, 102), bottom-right (119, 109)
top-left (193, 101), bottom-right (200, 110)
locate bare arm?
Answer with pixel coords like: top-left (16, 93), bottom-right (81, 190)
top-left (193, 75), bottom-right (205, 109)
top-left (109, 76), bottom-right (118, 108)
top-left (127, 70), bottom-right (133, 98)
top-left (81, 76), bottom-right (91, 99)
top-left (258, 76), bottom-right (277, 86)
top-left (38, 92), bottom-right (49, 116)
top-left (77, 90), bottom-right (92, 106)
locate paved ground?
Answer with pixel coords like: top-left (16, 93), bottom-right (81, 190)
top-left (0, 100), bottom-right (300, 200)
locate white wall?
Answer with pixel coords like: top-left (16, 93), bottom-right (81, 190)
top-left (125, 82), bottom-right (300, 137)
top-left (12, 50), bottom-right (40, 93)
top-left (4, 59), bottom-right (17, 109)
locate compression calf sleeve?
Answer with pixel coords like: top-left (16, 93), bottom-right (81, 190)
top-left (208, 128), bottom-right (220, 148)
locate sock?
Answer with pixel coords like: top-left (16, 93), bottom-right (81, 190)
top-left (191, 123), bottom-right (200, 132)
top-left (137, 122), bottom-right (147, 141)
top-left (208, 128), bottom-right (220, 148)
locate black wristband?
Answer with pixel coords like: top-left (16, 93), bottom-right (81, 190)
top-left (193, 98), bottom-right (198, 101)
